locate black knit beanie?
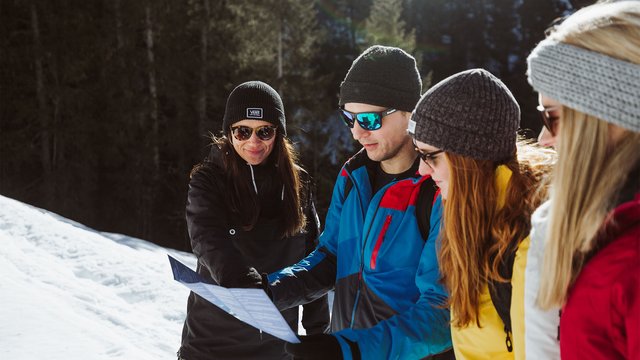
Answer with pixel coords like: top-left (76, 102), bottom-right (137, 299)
top-left (222, 81), bottom-right (286, 136)
top-left (410, 68), bottom-right (520, 161)
top-left (339, 45), bottom-right (421, 112)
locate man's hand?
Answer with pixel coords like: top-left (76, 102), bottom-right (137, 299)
top-left (285, 334), bottom-right (343, 360)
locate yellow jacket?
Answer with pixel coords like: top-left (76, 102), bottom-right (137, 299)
top-left (450, 165), bottom-right (528, 360)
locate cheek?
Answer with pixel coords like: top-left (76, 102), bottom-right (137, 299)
top-left (264, 141), bottom-right (275, 156)
top-left (418, 161), bottom-right (430, 176)
top-left (231, 139), bottom-right (242, 153)
top-left (435, 161), bottom-right (450, 181)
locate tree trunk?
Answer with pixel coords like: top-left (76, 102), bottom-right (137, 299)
top-left (277, 4), bottom-right (284, 97)
top-left (30, 2), bottom-right (53, 204)
top-left (145, 4), bottom-right (159, 175)
top-left (114, 0), bottom-right (124, 50)
top-left (197, 0), bottom-right (210, 141)
top-left (143, 3), bottom-right (159, 239)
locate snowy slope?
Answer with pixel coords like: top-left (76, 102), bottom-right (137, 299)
top-left (0, 195), bottom-right (196, 359)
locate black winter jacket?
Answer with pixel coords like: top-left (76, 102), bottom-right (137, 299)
top-left (179, 146), bottom-right (330, 360)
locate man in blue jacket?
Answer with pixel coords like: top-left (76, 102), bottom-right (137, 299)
top-left (268, 45), bottom-right (453, 360)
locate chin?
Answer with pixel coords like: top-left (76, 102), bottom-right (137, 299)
top-left (364, 150), bottom-right (384, 162)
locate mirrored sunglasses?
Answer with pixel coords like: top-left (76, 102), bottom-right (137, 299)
top-left (231, 125), bottom-right (277, 141)
top-left (536, 105), bottom-right (559, 136)
top-left (339, 107), bottom-right (397, 131)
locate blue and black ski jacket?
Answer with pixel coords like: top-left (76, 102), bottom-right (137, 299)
top-left (269, 149), bottom-right (453, 359)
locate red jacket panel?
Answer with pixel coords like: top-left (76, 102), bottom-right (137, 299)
top-left (560, 192), bottom-right (640, 360)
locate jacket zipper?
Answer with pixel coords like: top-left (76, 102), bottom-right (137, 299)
top-left (349, 178), bottom-right (387, 328)
top-left (370, 215), bottom-right (392, 270)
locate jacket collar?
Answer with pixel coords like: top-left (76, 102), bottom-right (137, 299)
top-left (495, 165), bottom-right (513, 210)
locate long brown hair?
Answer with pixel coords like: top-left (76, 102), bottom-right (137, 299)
top-left (439, 141), bottom-right (553, 327)
top-left (194, 131), bottom-right (306, 238)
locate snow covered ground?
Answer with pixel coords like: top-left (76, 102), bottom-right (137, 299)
top-left (0, 195), bottom-right (323, 359)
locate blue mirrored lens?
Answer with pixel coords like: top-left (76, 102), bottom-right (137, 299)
top-left (356, 113), bottom-right (382, 130)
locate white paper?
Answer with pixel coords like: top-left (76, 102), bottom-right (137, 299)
top-left (168, 255), bottom-right (300, 343)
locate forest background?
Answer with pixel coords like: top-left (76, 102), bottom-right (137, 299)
top-left (0, 0), bottom-right (590, 251)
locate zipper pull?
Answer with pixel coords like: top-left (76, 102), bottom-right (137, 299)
top-left (505, 325), bottom-right (513, 352)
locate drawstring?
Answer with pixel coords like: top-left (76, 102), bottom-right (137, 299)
top-left (248, 163), bottom-right (284, 200)
top-left (248, 164), bottom-right (258, 194)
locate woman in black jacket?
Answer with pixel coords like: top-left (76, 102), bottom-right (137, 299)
top-left (178, 81), bottom-right (330, 360)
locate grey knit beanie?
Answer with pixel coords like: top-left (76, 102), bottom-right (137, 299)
top-left (222, 81), bottom-right (286, 136)
top-left (410, 68), bottom-right (520, 161)
top-left (527, 39), bottom-right (640, 133)
top-left (339, 45), bottom-right (422, 112)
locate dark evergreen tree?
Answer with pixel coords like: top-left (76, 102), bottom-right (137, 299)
top-left (0, 0), bottom-right (580, 249)
top-left (361, 0), bottom-right (416, 52)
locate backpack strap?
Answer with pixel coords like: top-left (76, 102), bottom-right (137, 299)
top-left (488, 238), bottom-right (519, 352)
top-left (343, 167), bottom-right (436, 242)
top-left (416, 177), bottom-right (437, 240)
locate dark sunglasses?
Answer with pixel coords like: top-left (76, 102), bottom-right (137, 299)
top-left (413, 139), bottom-right (443, 169)
top-left (339, 107), bottom-right (397, 131)
top-left (536, 105), bottom-right (560, 136)
top-left (230, 125), bottom-right (277, 141)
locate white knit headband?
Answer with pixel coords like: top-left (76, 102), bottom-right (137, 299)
top-left (527, 39), bottom-right (640, 133)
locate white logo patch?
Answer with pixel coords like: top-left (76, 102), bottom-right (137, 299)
top-left (246, 108), bottom-right (263, 119)
top-left (407, 119), bottom-right (417, 135)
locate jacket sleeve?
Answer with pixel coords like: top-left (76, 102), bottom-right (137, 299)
top-left (300, 179), bottom-right (331, 334)
top-left (268, 167), bottom-right (349, 310)
top-left (185, 166), bottom-right (254, 286)
top-left (333, 196), bottom-right (453, 359)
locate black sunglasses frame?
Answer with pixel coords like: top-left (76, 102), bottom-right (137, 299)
top-left (230, 125), bottom-right (278, 141)
top-left (536, 105), bottom-right (560, 136)
top-left (412, 139), bottom-right (444, 169)
top-left (339, 107), bottom-right (397, 131)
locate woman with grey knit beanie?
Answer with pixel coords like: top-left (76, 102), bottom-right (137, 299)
top-left (408, 68), bottom-right (554, 359)
top-left (526, 2), bottom-right (640, 359)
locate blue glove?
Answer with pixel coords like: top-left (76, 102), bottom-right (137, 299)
top-left (285, 334), bottom-right (343, 360)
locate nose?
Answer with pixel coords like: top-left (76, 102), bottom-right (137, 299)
top-left (350, 121), bottom-right (369, 141)
top-left (537, 127), bottom-right (556, 148)
top-left (418, 160), bottom-right (432, 176)
top-left (248, 131), bottom-right (262, 144)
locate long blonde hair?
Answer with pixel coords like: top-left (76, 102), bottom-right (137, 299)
top-left (537, 2), bottom-right (640, 309)
top-left (440, 141), bottom-right (554, 327)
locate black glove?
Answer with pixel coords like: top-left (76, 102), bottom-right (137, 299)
top-left (221, 267), bottom-right (263, 288)
top-left (260, 272), bottom-right (273, 299)
top-left (285, 334), bottom-right (343, 360)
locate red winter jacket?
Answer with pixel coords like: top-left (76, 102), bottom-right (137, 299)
top-left (560, 191), bottom-right (640, 360)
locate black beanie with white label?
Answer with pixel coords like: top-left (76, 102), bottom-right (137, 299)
top-left (222, 81), bottom-right (286, 136)
top-left (339, 45), bottom-right (422, 112)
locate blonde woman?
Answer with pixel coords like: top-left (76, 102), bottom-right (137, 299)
top-left (409, 68), bottom-right (553, 359)
top-left (527, 1), bottom-right (640, 359)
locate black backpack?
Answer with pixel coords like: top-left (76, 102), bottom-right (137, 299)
top-left (488, 240), bottom-right (519, 353)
